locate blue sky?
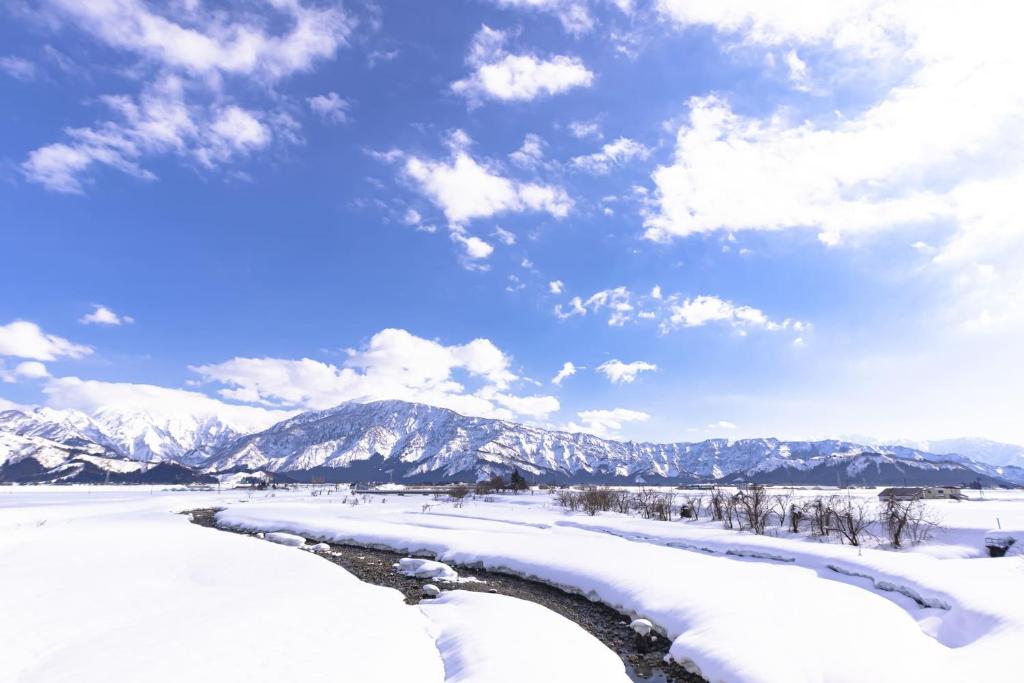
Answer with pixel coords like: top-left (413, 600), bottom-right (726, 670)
top-left (2, 0), bottom-right (1022, 444)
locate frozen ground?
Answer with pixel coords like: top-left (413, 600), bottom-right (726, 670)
top-left (1, 485), bottom-right (1022, 683)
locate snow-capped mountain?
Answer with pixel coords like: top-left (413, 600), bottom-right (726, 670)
top-left (2, 399), bottom-right (1019, 485)
top-left (201, 400), bottom-right (1015, 485)
top-left (0, 405), bottom-right (274, 468)
top-left (879, 437), bottom-right (1024, 469)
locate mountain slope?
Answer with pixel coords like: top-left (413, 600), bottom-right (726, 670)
top-left (902, 438), bottom-right (1024, 468)
top-left (203, 400), bottom-right (1012, 485)
top-left (0, 406), bottom-right (278, 467)
top-left (2, 400), bottom-right (1018, 485)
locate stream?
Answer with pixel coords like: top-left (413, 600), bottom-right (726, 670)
top-left (187, 508), bottom-right (704, 683)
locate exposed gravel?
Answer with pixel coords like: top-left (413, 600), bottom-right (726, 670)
top-left (187, 508), bottom-right (704, 682)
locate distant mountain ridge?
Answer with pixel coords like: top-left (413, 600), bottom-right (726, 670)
top-left (1, 400), bottom-right (1021, 486)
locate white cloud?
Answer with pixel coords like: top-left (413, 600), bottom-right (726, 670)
top-left (509, 133), bottom-right (546, 169)
top-left (40, 0), bottom-right (352, 82)
top-left (571, 286), bottom-right (634, 325)
top-left (649, 0), bottom-right (1024, 328)
top-left (14, 361), bottom-right (50, 379)
top-left (402, 209), bottom-right (437, 234)
top-left (23, 77), bottom-right (282, 193)
top-left (80, 305), bottom-right (134, 326)
top-left (568, 120), bottom-right (602, 140)
top-left (566, 407), bottom-right (650, 438)
top-left (707, 420), bottom-right (737, 430)
top-left (552, 286), bottom-right (808, 337)
top-left (190, 328), bottom-right (559, 421)
top-left (402, 130), bottom-right (572, 224)
top-left (571, 137), bottom-right (650, 175)
top-left (664, 295), bottom-right (802, 332)
top-left (549, 280), bottom-right (564, 294)
top-left (551, 361), bottom-right (577, 385)
top-left (784, 49), bottom-right (810, 90)
top-left (596, 359), bottom-right (657, 384)
top-left (21, 0), bottom-right (351, 193)
top-left (493, 227), bottom-right (517, 245)
top-left (0, 321), bottom-right (92, 361)
top-left (554, 296), bottom-right (586, 320)
top-left (489, 0), bottom-right (594, 35)
top-left (308, 92), bottom-right (350, 124)
top-left (452, 26), bottom-right (594, 104)
top-left (488, 392), bottom-right (561, 419)
top-left (1, 56), bottom-right (38, 81)
top-left (453, 233), bottom-right (495, 260)
top-left (43, 376), bottom-right (289, 433)
top-left (0, 395), bottom-right (30, 411)
top-left (505, 274), bottom-right (526, 292)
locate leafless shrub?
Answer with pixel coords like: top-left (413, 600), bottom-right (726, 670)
top-left (555, 489), bottom-right (581, 512)
top-left (634, 487), bottom-right (658, 519)
top-left (904, 500), bottom-right (942, 545)
top-left (448, 484), bottom-right (470, 502)
top-left (679, 493), bottom-right (705, 520)
top-left (474, 475), bottom-right (508, 495)
top-left (652, 491), bottom-right (676, 521)
top-left (580, 487), bottom-right (620, 516)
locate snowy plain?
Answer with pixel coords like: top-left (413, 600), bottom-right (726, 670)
top-left (2, 484), bottom-right (1022, 683)
top-left (0, 486), bottom-right (628, 683)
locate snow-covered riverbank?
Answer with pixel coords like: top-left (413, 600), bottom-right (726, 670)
top-left (217, 486), bottom-right (1024, 683)
top-left (3, 485), bottom-right (1022, 683)
top-left (0, 486), bottom-right (629, 683)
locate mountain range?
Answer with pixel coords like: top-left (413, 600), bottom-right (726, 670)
top-left (1, 400), bottom-right (1022, 487)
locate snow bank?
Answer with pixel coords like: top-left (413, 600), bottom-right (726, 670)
top-left (0, 487), bottom-right (643, 683)
top-left (264, 531), bottom-right (306, 546)
top-left (0, 489), bottom-right (445, 683)
top-left (419, 590), bottom-right (630, 683)
top-left (396, 557), bottom-right (459, 581)
top-left (217, 492), bottom-right (1024, 683)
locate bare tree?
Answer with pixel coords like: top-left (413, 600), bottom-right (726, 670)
top-left (709, 488), bottom-right (726, 522)
top-left (580, 487), bottom-right (619, 516)
top-left (634, 487), bottom-right (658, 519)
top-left (651, 490), bottom-right (676, 521)
top-left (722, 494), bottom-right (737, 529)
top-left (555, 489), bottom-right (581, 512)
top-left (808, 496), bottom-right (835, 537)
top-left (612, 489), bottom-right (632, 514)
top-left (736, 486), bottom-right (772, 535)
top-left (772, 492), bottom-right (792, 529)
top-left (680, 493), bottom-right (705, 521)
top-left (831, 497), bottom-right (875, 546)
top-left (881, 497), bottom-right (912, 548)
top-left (788, 502), bottom-right (805, 534)
top-left (906, 500), bottom-right (942, 545)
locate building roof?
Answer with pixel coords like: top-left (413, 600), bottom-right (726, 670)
top-left (878, 487), bottom-right (922, 498)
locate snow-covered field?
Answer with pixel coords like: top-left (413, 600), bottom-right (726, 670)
top-left (2, 485), bottom-right (1022, 683)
